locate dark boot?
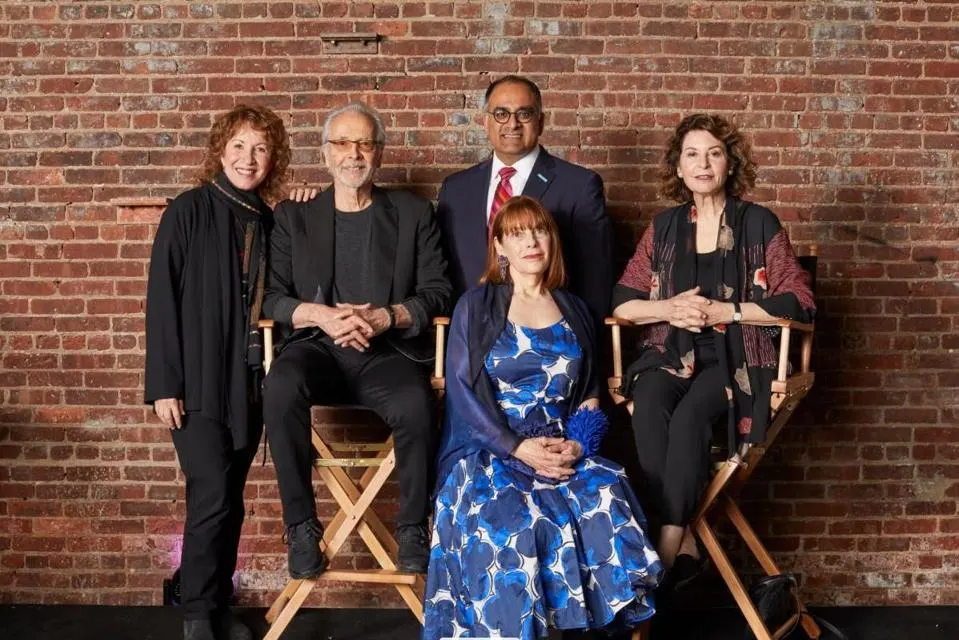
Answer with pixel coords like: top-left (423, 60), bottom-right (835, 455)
top-left (183, 619), bottom-right (217, 640)
top-left (214, 610), bottom-right (253, 640)
top-left (396, 523), bottom-right (430, 574)
top-left (286, 518), bottom-right (327, 579)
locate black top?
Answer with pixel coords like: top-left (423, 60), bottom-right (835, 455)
top-left (694, 250), bottom-right (718, 363)
top-left (332, 205), bottom-right (374, 305)
top-left (263, 186), bottom-right (452, 363)
top-left (144, 174), bottom-right (272, 450)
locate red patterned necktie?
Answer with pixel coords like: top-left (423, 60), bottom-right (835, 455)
top-left (488, 166), bottom-right (518, 236)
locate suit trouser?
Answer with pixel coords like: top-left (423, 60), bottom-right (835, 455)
top-left (263, 337), bottom-right (437, 528)
top-left (171, 410), bottom-right (261, 620)
top-left (629, 363), bottom-right (728, 527)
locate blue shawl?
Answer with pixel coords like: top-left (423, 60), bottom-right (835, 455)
top-left (433, 283), bottom-right (600, 493)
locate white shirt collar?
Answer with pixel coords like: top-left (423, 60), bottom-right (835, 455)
top-left (490, 145), bottom-right (541, 180)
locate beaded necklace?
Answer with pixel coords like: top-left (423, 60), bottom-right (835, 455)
top-left (210, 179), bottom-right (262, 215)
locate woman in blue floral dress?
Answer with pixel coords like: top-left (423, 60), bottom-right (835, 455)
top-left (424, 197), bottom-right (663, 640)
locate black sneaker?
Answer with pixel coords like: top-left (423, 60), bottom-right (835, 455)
top-left (183, 619), bottom-right (216, 640)
top-left (285, 518), bottom-right (328, 579)
top-left (396, 523), bottom-right (430, 574)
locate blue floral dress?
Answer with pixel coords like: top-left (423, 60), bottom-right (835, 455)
top-left (423, 319), bottom-right (663, 640)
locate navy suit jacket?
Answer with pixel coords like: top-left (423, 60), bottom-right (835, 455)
top-left (436, 146), bottom-right (613, 322)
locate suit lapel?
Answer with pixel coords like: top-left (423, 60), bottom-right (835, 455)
top-left (369, 186), bottom-right (397, 307)
top-left (470, 158), bottom-right (494, 252)
top-left (521, 146), bottom-right (555, 202)
top-left (307, 188), bottom-right (335, 304)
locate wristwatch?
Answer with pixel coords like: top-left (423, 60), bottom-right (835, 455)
top-left (732, 302), bottom-right (743, 324)
top-left (384, 305), bottom-right (396, 330)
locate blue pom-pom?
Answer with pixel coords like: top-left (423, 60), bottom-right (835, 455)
top-left (565, 407), bottom-right (609, 457)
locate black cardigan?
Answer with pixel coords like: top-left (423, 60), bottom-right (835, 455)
top-left (144, 182), bottom-right (270, 450)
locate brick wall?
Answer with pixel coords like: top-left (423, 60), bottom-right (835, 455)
top-left (1, 0), bottom-right (957, 609)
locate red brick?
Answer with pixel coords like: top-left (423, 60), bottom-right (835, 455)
top-left (0, 2), bottom-right (955, 610)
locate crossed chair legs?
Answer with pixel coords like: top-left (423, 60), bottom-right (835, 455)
top-left (262, 432), bottom-right (425, 640)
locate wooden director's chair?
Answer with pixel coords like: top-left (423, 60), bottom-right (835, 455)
top-left (258, 318), bottom-right (654, 640)
top-left (606, 247), bottom-right (821, 640)
top-left (258, 318), bottom-right (450, 640)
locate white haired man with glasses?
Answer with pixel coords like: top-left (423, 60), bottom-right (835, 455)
top-left (262, 102), bottom-right (451, 577)
top-left (437, 75), bottom-right (613, 327)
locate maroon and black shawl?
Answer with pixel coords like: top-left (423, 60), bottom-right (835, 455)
top-left (612, 198), bottom-right (816, 452)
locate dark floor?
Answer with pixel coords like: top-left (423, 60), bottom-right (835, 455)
top-left (0, 604), bottom-right (957, 639)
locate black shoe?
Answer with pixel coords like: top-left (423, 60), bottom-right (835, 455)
top-left (670, 553), bottom-right (706, 592)
top-left (396, 523), bottom-right (430, 574)
top-left (285, 518), bottom-right (328, 579)
top-left (214, 610), bottom-right (253, 640)
top-left (183, 619), bottom-right (217, 640)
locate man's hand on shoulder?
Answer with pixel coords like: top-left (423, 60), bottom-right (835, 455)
top-left (288, 186), bottom-right (320, 203)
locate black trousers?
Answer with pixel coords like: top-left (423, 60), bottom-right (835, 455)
top-left (170, 410), bottom-right (261, 620)
top-left (630, 363), bottom-right (728, 527)
top-left (263, 338), bottom-right (437, 528)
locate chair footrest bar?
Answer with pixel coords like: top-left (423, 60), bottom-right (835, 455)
top-left (314, 458), bottom-right (387, 467)
top-left (327, 443), bottom-right (393, 453)
top-left (316, 569), bottom-right (419, 585)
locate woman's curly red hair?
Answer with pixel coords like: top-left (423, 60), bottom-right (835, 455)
top-left (196, 104), bottom-right (290, 204)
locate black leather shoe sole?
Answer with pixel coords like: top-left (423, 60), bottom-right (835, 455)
top-left (289, 553), bottom-right (328, 579)
top-left (396, 558), bottom-right (428, 574)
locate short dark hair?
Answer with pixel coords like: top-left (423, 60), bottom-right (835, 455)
top-left (483, 75), bottom-right (543, 113)
top-left (659, 113), bottom-right (757, 202)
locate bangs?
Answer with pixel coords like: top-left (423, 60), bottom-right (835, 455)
top-left (495, 200), bottom-right (552, 237)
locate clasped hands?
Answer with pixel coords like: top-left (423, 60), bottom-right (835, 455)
top-left (302, 302), bottom-right (391, 352)
top-left (661, 286), bottom-right (732, 333)
top-left (512, 437), bottom-right (583, 481)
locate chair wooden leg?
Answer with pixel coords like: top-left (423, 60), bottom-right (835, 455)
top-left (722, 496), bottom-right (821, 639)
top-left (266, 427), bottom-right (426, 634)
top-left (262, 579), bottom-right (316, 640)
top-left (722, 495), bottom-right (780, 576)
top-left (265, 578), bottom-right (302, 624)
top-left (695, 517), bottom-right (773, 640)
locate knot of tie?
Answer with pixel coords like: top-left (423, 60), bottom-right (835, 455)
top-left (488, 166), bottom-right (519, 236)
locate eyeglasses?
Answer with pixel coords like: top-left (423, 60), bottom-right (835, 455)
top-left (487, 107), bottom-right (538, 124)
top-left (326, 138), bottom-right (380, 153)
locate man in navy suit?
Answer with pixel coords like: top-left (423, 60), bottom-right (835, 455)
top-left (437, 75), bottom-right (612, 322)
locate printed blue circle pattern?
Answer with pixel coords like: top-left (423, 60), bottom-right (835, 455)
top-left (423, 318), bottom-right (663, 639)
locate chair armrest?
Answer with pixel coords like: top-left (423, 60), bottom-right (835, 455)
top-left (741, 318), bottom-right (814, 333)
top-left (432, 317), bottom-right (450, 384)
top-left (740, 319), bottom-right (816, 379)
top-left (258, 319), bottom-right (275, 373)
top-left (604, 316), bottom-right (634, 327)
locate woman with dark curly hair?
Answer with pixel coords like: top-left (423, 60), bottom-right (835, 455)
top-left (612, 114), bottom-right (815, 588)
top-left (145, 104), bottom-right (290, 640)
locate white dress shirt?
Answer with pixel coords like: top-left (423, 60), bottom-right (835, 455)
top-left (485, 146), bottom-right (541, 222)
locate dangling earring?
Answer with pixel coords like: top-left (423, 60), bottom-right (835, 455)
top-left (497, 254), bottom-right (509, 281)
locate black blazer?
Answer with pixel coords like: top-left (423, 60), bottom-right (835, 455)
top-left (436, 146), bottom-right (613, 323)
top-left (263, 186), bottom-right (452, 360)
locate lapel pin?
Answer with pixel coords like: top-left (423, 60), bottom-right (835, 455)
top-left (537, 173), bottom-right (548, 183)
